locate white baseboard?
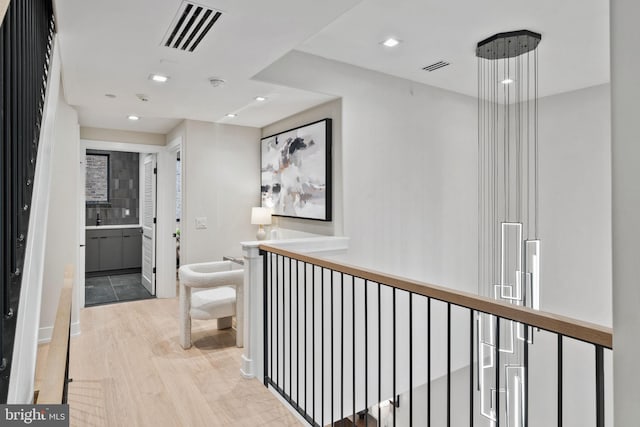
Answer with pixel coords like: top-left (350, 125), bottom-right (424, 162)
top-left (38, 321), bottom-right (81, 344)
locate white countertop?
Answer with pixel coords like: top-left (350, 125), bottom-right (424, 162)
top-left (85, 224), bottom-right (141, 230)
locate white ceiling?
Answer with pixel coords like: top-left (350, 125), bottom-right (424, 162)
top-left (299, 0), bottom-right (609, 99)
top-left (54, 0), bottom-right (610, 134)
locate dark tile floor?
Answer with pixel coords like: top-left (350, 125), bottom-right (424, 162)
top-left (85, 273), bottom-right (154, 307)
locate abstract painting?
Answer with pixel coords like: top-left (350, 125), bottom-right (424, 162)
top-left (261, 119), bottom-right (332, 221)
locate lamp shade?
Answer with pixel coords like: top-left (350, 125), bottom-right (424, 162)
top-left (251, 207), bottom-right (271, 225)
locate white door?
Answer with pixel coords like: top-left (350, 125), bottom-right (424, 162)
top-left (141, 154), bottom-right (157, 294)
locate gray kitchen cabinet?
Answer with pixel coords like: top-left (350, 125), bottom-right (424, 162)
top-left (122, 229), bottom-right (142, 269)
top-left (86, 227), bottom-right (142, 273)
top-left (99, 230), bottom-right (123, 270)
top-left (86, 233), bottom-right (101, 272)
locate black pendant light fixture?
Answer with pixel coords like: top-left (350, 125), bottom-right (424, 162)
top-left (476, 29), bottom-right (542, 427)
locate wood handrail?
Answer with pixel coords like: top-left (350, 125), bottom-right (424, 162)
top-left (259, 244), bottom-right (613, 349)
top-left (36, 265), bottom-right (73, 404)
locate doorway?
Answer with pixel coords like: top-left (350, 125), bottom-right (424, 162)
top-left (83, 148), bottom-right (156, 306)
top-left (78, 139), bottom-right (176, 308)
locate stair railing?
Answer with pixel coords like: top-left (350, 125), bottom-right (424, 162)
top-left (260, 244), bottom-right (612, 427)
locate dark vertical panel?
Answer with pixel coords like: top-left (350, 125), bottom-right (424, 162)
top-left (558, 335), bottom-right (563, 427)
top-left (378, 282), bottom-right (381, 424)
top-left (321, 267), bottom-right (324, 426)
top-left (0, 0), bottom-right (55, 401)
top-left (276, 255), bottom-right (279, 387)
top-left (0, 4), bottom-right (5, 374)
top-left (312, 265), bottom-right (315, 423)
top-left (340, 272), bottom-right (344, 422)
top-left (524, 323), bottom-right (529, 427)
top-left (409, 293), bottom-right (413, 426)
top-left (303, 262), bottom-right (307, 414)
top-left (469, 311), bottom-right (474, 427)
top-left (262, 250), bottom-right (268, 386)
top-left (364, 280), bottom-right (368, 427)
top-left (289, 257), bottom-right (292, 399)
top-left (352, 276), bottom-right (355, 423)
top-left (271, 254), bottom-right (275, 384)
top-left (392, 287), bottom-right (396, 426)
top-left (330, 270), bottom-right (334, 425)
top-left (595, 345), bottom-right (605, 427)
top-left (447, 304), bottom-right (451, 427)
top-left (297, 261), bottom-right (300, 403)
top-left (427, 298), bottom-right (431, 426)
top-left (495, 317), bottom-right (501, 427)
top-left (282, 256), bottom-right (286, 396)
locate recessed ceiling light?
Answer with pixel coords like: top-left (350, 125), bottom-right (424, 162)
top-left (255, 96), bottom-right (267, 102)
top-left (128, 115), bottom-right (140, 121)
top-left (501, 78), bottom-right (514, 85)
top-left (150, 74), bottom-right (169, 83)
top-left (226, 113), bottom-right (237, 118)
top-left (382, 38), bottom-right (401, 48)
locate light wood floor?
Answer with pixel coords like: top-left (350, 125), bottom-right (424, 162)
top-left (38, 297), bottom-right (303, 427)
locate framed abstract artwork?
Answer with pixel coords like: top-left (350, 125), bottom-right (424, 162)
top-left (261, 118), bottom-right (332, 221)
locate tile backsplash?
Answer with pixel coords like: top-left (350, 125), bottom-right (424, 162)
top-left (86, 149), bottom-right (140, 225)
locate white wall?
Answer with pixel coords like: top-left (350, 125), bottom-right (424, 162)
top-left (262, 99), bottom-right (343, 237)
top-left (39, 82), bottom-right (81, 342)
top-left (538, 83), bottom-right (612, 326)
top-left (171, 120), bottom-right (261, 263)
top-left (611, 0), bottom-right (640, 424)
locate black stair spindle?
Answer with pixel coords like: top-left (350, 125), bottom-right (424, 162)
top-left (409, 293), bottom-right (413, 427)
top-left (595, 345), bottom-right (605, 427)
top-left (364, 280), bottom-right (368, 427)
top-left (447, 303), bottom-right (451, 427)
top-left (469, 310), bottom-right (474, 427)
top-left (261, 250), bottom-right (268, 386)
top-left (321, 267), bottom-right (324, 426)
top-left (558, 335), bottom-right (563, 427)
top-left (427, 298), bottom-right (431, 426)
top-left (392, 287), bottom-right (396, 426)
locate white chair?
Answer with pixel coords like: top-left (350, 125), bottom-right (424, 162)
top-left (179, 261), bottom-right (244, 349)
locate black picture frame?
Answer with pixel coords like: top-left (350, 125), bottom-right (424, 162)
top-left (261, 118), bottom-right (332, 221)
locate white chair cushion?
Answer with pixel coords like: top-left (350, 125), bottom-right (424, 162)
top-left (190, 286), bottom-right (236, 320)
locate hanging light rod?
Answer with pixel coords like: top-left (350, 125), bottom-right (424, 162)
top-left (476, 29), bottom-right (541, 60)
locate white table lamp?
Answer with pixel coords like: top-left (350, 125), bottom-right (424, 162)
top-left (251, 207), bottom-right (271, 240)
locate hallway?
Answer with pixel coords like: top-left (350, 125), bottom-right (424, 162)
top-left (42, 297), bottom-right (302, 426)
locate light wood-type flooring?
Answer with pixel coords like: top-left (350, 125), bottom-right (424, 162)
top-left (37, 297), bottom-right (302, 427)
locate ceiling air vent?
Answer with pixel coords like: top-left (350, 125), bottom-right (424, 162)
top-left (422, 61), bottom-right (450, 72)
top-left (161, 1), bottom-right (222, 52)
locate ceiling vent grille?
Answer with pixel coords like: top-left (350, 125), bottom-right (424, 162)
top-left (422, 61), bottom-right (450, 72)
top-left (161, 1), bottom-right (222, 52)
